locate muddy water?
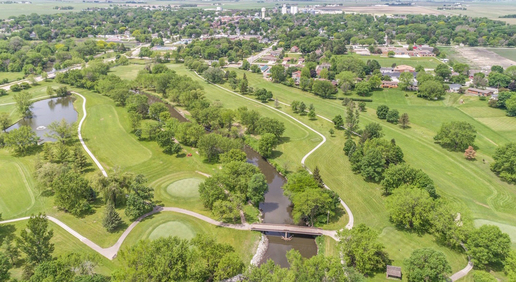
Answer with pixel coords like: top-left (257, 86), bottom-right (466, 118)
top-left (244, 146), bottom-right (317, 267)
top-left (8, 96), bottom-right (78, 142)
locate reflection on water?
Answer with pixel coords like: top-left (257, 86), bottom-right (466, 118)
top-left (8, 96), bottom-right (78, 142)
top-left (243, 146), bottom-right (317, 267)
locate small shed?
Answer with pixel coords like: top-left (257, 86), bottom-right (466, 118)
top-left (386, 265), bottom-right (402, 279)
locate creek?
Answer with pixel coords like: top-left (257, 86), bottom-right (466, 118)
top-left (244, 146), bottom-right (317, 267)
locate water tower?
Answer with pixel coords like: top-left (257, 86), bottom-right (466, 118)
top-left (261, 7), bottom-right (266, 19)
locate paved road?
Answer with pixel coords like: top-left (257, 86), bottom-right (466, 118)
top-left (247, 42), bottom-right (277, 64)
top-left (450, 261), bottom-right (473, 281)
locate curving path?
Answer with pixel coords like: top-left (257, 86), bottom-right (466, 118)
top-left (193, 72), bottom-right (354, 230)
top-left (72, 92), bottom-right (108, 177)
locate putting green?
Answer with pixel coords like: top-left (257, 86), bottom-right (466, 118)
top-left (166, 178), bottom-right (203, 199)
top-left (148, 221), bottom-right (196, 241)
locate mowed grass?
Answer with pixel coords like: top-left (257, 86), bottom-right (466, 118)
top-left (0, 220), bottom-right (117, 280)
top-left (82, 101), bottom-right (152, 168)
top-left (0, 72), bottom-right (24, 83)
top-left (120, 212), bottom-right (261, 264)
top-left (0, 160), bottom-right (34, 218)
top-left (166, 177), bottom-right (203, 199)
top-left (109, 64), bottom-right (146, 80)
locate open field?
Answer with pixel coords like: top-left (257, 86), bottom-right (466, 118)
top-left (0, 72), bottom-right (24, 83)
top-left (120, 212), bottom-right (260, 264)
top-left (350, 54), bottom-right (442, 69)
top-left (109, 64), bottom-right (147, 80)
top-left (488, 48), bottom-right (516, 62)
top-left (453, 47), bottom-right (516, 69)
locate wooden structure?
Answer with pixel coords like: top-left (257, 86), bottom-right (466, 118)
top-left (386, 265), bottom-right (402, 280)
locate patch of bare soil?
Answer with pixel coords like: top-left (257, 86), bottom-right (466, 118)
top-left (454, 47), bottom-right (516, 69)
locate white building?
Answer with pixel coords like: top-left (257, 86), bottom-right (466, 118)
top-left (216, 6), bottom-right (223, 11)
top-left (261, 7), bottom-right (266, 19)
top-left (290, 5), bottom-right (298, 14)
top-left (281, 4), bottom-right (288, 15)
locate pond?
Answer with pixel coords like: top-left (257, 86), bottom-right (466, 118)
top-left (244, 146), bottom-right (318, 268)
top-left (7, 96), bottom-right (78, 142)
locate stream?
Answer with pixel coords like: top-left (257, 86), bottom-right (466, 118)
top-left (244, 147), bottom-right (318, 267)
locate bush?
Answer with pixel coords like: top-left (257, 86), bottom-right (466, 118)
top-left (351, 97), bottom-right (373, 102)
top-left (376, 105), bottom-right (389, 119)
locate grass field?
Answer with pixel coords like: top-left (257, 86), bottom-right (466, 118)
top-left (349, 54), bottom-right (442, 69)
top-left (119, 212), bottom-right (260, 264)
top-left (109, 64), bottom-right (147, 80)
top-left (488, 48), bottom-right (516, 62)
top-left (0, 72), bottom-right (24, 83)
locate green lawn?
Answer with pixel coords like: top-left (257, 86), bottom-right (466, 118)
top-left (119, 212), bottom-right (260, 264)
top-left (0, 72), bottom-right (24, 83)
top-left (348, 54), bottom-right (443, 69)
top-left (109, 64), bottom-right (147, 80)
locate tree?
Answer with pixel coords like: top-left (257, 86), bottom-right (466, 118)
top-left (46, 86), bottom-right (54, 97)
top-left (46, 119), bottom-right (74, 144)
top-left (312, 166), bottom-right (324, 188)
top-left (257, 117), bottom-right (285, 139)
top-left (338, 224), bottom-right (388, 275)
top-left (2, 235), bottom-right (20, 266)
top-left (376, 105), bottom-right (389, 119)
top-left (41, 71), bottom-right (48, 82)
top-left (241, 59), bottom-right (250, 70)
top-left (128, 112), bottom-right (142, 132)
top-left (505, 251), bottom-right (516, 281)
top-left (219, 149), bottom-right (246, 164)
top-left (387, 50), bottom-right (395, 57)
top-left (491, 65), bottom-right (504, 74)
top-left (312, 80), bottom-right (337, 98)
top-left (473, 73), bottom-right (488, 89)
top-left (0, 253), bottom-right (11, 282)
top-left (55, 86), bottom-right (68, 97)
top-left (290, 188), bottom-right (336, 227)
top-left (71, 145), bottom-right (88, 173)
top-left (355, 81), bottom-right (371, 96)
top-left (0, 113), bottom-right (11, 131)
top-left (258, 133), bottom-right (277, 158)
top-left (368, 75), bottom-right (382, 89)
top-left (345, 101), bottom-right (359, 137)
top-left (399, 72), bottom-right (414, 90)
top-left (467, 225), bottom-right (511, 269)
top-left (505, 95), bottom-right (516, 116)
top-left (52, 171), bottom-right (92, 216)
top-left (247, 174), bottom-right (268, 207)
top-left (102, 202), bottom-right (123, 232)
top-left (464, 146), bottom-right (476, 160)
top-left (488, 72), bottom-right (511, 88)
top-left (148, 102), bottom-right (168, 120)
top-left (386, 109), bottom-right (399, 124)
top-left (18, 214), bottom-right (54, 266)
top-left (13, 91), bottom-right (33, 117)
top-left (419, 80), bottom-right (445, 100)
top-left (491, 143), bottom-right (516, 183)
top-left (381, 163), bottom-right (436, 197)
top-left (329, 128), bottom-right (334, 136)
top-left (270, 65), bottom-right (286, 82)
top-left (358, 102), bottom-right (366, 112)
top-left (434, 121), bottom-right (476, 151)
top-left (386, 186), bottom-right (434, 231)
top-left (473, 271), bottom-right (497, 282)
top-left (399, 113), bottom-right (410, 129)
top-left (435, 64), bottom-right (452, 80)
top-left (239, 73), bottom-right (248, 94)
top-left (308, 109), bottom-right (316, 120)
top-left (203, 67), bottom-right (225, 84)
top-left (4, 126), bottom-right (38, 154)
top-left (332, 115), bottom-right (343, 129)
top-left (405, 248), bottom-right (451, 282)
top-left (360, 148), bottom-right (385, 182)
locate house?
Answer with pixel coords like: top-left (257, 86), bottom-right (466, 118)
top-left (290, 46), bottom-right (299, 53)
top-left (394, 65), bottom-right (416, 73)
top-left (467, 88), bottom-right (494, 96)
top-left (448, 83), bottom-right (462, 92)
top-left (260, 65), bottom-right (270, 74)
top-left (354, 48), bottom-right (371, 56)
top-left (382, 81), bottom-right (398, 88)
top-left (261, 55), bottom-right (277, 62)
top-left (282, 57), bottom-right (294, 65)
top-left (315, 63), bottom-right (331, 76)
top-left (262, 68), bottom-right (272, 79)
top-left (292, 71), bottom-right (302, 85)
top-left (386, 265), bottom-right (402, 280)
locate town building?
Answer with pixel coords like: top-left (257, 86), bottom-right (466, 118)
top-left (467, 88), bottom-right (494, 96)
top-left (381, 81), bottom-right (398, 88)
top-left (281, 4), bottom-right (288, 15)
top-left (290, 5), bottom-right (298, 14)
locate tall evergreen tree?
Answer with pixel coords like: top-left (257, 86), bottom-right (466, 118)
top-left (312, 166), bottom-right (324, 188)
top-left (103, 202), bottom-right (123, 232)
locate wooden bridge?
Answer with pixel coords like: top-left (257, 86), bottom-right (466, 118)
top-left (249, 223), bottom-right (338, 240)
